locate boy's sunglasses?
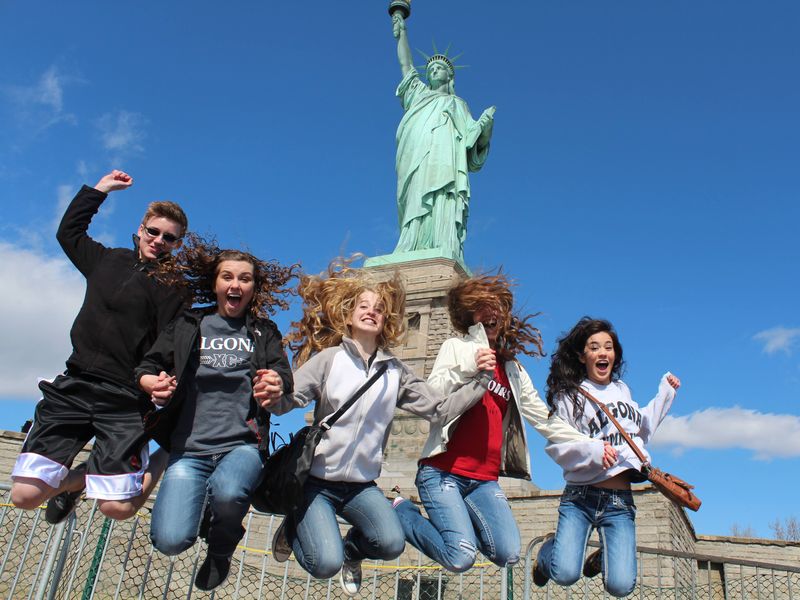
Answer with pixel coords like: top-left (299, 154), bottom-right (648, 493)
top-left (142, 225), bottom-right (181, 244)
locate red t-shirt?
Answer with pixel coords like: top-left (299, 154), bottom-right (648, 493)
top-left (421, 362), bottom-right (513, 480)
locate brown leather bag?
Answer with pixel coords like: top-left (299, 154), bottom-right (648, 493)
top-left (576, 387), bottom-right (702, 512)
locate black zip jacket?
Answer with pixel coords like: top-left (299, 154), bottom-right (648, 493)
top-left (57, 185), bottom-right (186, 392)
top-left (135, 310), bottom-right (293, 454)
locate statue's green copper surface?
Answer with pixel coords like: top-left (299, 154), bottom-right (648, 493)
top-left (389, 10), bottom-right (495, 264)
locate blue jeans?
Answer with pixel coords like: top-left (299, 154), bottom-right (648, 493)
top-left (150, 445), bottom-right (264, 557)
top-left (395, 465), bottom-right (520, 572)
top-left (285, 477), bottom-right (405, 579)
top-left (537, 485), bottom-right (637, 598)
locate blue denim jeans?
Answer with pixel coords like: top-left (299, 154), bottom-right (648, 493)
top-left (285, 476), bottom-right (405, 579)
top-left (394, 465), bottom-right (520, 572)
top-left (150, 444), bottom-right (264, 557)
top-left (537, 484), bottom-right (637, 598)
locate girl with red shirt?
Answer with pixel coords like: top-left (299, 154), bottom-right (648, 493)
top-left (394, 274), bottom-right (608, 572)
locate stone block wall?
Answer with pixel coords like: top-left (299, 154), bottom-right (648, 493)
top-left (696, 535), bottom-right (800, 566)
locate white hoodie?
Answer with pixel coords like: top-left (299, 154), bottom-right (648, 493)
top-left (545, 374), bottom-right (676, 485)
top-left (269, 338), bottom-right (485, 483)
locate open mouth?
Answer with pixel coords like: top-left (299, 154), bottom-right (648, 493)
top-left (596, 359), bottom-right (610, 371)
top-left (226, 292), bottom-right (242, 306)
top-left (484, 319), bottom-right (497, 329)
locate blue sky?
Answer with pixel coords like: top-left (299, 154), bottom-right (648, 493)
top-left (1, 1), bottom-right (798, 539)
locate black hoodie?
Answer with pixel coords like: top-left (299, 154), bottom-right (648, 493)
top-left (56, 185), bottom-right (186, 393)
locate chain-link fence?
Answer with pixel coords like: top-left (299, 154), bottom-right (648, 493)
top-left (3, 484), bottom-right (798, 600)
top-left (1, 484), bottom-right (513, 599)
top-left (521, 535), bottom-right (799, 600)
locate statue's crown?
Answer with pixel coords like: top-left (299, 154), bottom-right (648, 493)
top-left (426, 54), bottom-right (454, 75)
top-left (417, 43), bottom-right (465, 82)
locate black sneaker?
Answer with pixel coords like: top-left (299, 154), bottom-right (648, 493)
top-left (45, 490), bottom-right (82, 525)
top-left (583, 549), bottom-right (602, 578)
top-left (339, 559), bottom-right (362, 596)
top-left (532, 558), bottom-right (549, 587)
top-left (195, 553), bottom-right (232, 591)
top-left (271, 519), bottom-right (292, 563)
top-left (532, 532), bottom-right (554, 587)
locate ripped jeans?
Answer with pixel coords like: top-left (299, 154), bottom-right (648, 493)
top-left (395, 465), bottom-right (520, 572)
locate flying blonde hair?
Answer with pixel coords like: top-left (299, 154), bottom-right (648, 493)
top-left (287, 258), bottom-right (406, 367)
top-left (447, 272), bottom-right (544, 362)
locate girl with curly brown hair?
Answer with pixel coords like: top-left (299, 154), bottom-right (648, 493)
top-left (394, 273), bottom-right (614, 573)
top-left (135, 236), bottom-right (296, 591)
top-left (265, 260), bottom-right (486, 596)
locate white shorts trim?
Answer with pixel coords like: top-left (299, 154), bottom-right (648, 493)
top-left (11, 453), bottom-right (70, 488)
top-left (84, 446), bottom-right (150, 501)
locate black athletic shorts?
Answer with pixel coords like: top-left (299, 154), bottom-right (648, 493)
top-left (12, 373), bottom-right (151, 500)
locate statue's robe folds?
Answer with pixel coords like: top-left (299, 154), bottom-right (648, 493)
top-left (393, 69), bottom-right (489, 260)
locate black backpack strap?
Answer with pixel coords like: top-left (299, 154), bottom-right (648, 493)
top-left (319, 362), bottom-right (389, 431)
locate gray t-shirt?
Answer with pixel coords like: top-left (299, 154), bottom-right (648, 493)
top-left (171, 313), bottom-right (255, 455)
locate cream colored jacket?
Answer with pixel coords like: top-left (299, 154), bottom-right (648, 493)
top-left (421, 324), bottom-right (604, 480)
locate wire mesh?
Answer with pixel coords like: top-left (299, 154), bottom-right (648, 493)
top-left (2, 484), bottom-right (799, 600)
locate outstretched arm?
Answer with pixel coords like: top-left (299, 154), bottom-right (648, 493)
top-left (56, 170), bottom-right (132, 277)
top-left (543, 390), bottom-right (613, 475)
top-left (392, 13), bottom-right (413, 76)
top-left (397, 360), bottom-right (488, 426)
top-left (639, 373), bottom-right (679, 443)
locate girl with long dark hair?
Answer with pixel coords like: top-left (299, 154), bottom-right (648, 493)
top-left (533, 317), bottom-right (680, 597)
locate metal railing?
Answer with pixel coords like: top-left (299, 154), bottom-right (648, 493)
top-left (1, 483), bottom-right (511, 599)
top-left (521, 535), bottom-right (799, 600)
top-left (2, 483), bottom-right (798, 599)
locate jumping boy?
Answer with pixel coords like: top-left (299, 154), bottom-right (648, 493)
top-left (11, 170), bottom-right (188, 524)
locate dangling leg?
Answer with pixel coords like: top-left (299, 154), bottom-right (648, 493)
top-left (395, 465), bottom-right (479, 573)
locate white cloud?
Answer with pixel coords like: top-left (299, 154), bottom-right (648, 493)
top-left (37, 66), bottom-right (65, 112)
top-left (651, 407), bottom-right (800, 460)
top-left (0, 242), bottom-right (84, 399)
top-left (753, 327), bottom-right (800, 355)
top-left (76, 160), bottom-right (89, 181)
top-left (2, 66), bottom-right (78, 132)
top-left (96, 110), bottom-right (147, 158)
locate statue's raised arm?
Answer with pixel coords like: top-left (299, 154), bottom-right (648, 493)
top-left (388, 5), bottom-right (496, 264)
top-left (392, 12), bottom-right (414, 77)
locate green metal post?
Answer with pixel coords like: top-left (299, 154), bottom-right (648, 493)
top-left (81, 516), bottom-right (111, 600)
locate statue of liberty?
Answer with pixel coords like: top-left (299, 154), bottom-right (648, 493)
top-left (390, 7), bottom-right (496, 263)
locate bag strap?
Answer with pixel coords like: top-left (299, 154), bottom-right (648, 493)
top-left (575, 386), bottom-right (650, 466)
top-left (319, 362), bottom-right (389, 431)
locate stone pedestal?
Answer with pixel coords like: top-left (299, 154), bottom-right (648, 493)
top-left (365, 256), bottom-right (467, 379)
top-left (364, 248), bottom-right (471, 277)
top-left (365, 257), bottom-right (465, 493)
